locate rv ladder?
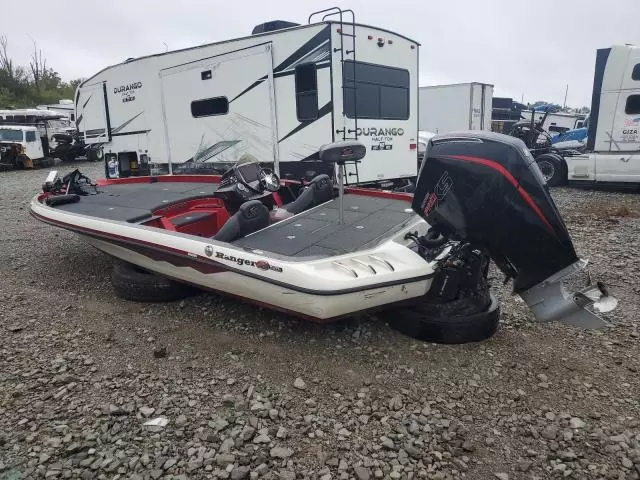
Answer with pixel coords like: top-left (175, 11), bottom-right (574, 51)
top-left (309, 7), bottom-right (360, 183)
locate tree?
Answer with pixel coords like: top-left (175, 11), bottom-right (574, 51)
top-left (29, 40), bottom-right (47, 90)
top-left (0, 33), bottom-right (81, 108)
top-left (0, 34), bottom-right (13, 78)
top-left (0, 35), bottom-right (31, 107)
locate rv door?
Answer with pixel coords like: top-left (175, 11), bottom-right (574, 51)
top-left (593, 91), bottom-right (640, 181)
top-left (159, 43), bottom-right (278, 172)
top-left (77, 82), bottom-right (110, 144)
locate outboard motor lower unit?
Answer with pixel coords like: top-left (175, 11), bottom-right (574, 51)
top-left (412, 131), bottom-right (616, 328)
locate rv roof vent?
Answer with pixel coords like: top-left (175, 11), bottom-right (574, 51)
top-left (252, 20), bottom-right (300, 35)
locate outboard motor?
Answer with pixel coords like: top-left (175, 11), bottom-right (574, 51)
top-left (412, 131), bottom-right (616, 328)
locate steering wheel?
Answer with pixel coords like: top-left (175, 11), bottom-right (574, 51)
top-left (258, 168), bottom-right (280, 192)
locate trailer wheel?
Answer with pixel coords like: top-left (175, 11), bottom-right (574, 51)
top-left (380, 294), bottom-right (500, 344)
top-left (535, 154), bottom-right (565, 187)
top-left (111, 262), bottom-right (198, 302)
top-left (87, 146), bottom-right (103, 162)
top-left (16, 154), bottom-right (33, 169)
top-left (45, 194), bottom-right (80, 207)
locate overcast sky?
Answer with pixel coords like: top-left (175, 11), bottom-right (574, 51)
top-left (2, 0), bottom-right (639, 108)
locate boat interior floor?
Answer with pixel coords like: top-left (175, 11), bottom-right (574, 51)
top-left (233, 195), bottom-right (415, 258)
top-left (48, 181), bottom-right (416, 259)
top-left (52, 182), bottom-right (219, 223)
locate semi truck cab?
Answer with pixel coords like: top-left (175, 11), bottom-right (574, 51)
top-left (564, 45), bottom-right (640, 185)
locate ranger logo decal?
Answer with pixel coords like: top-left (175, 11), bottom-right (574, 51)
top-left (214, 252), bottom-right (283, 273)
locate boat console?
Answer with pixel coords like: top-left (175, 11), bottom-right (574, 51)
top-left (214, 161), bottom-right (280, 207)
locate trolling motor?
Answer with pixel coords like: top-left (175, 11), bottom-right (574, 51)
top-left (411, 131), bottom-right (617, 328)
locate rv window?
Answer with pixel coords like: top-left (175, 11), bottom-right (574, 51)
top-left (25, 131), bottom-right (37, 142)
top-left (191, 97), bottom-right (229, 118)
top-left (625, 95), bottom-right (640, 114)
top-left (632, 64), bottom-right (640, 81)
top-left (343, 60), bottom-right (410, 120)
top-left (295, 63), bottom-right (318, 121)
top-left (70, 114), bottom-right (75, 121)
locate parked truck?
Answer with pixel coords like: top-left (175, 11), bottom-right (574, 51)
top-left (518, 110), bottom-right (587, 137)
top-left (0, 125), bottom-right (48, 170)
top-left (418, 82), bottom-right (493, 134)
top-left (539, 45), bottom-right (640, 186)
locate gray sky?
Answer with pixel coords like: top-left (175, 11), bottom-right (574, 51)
top-left (3, 0), bottom-right (639, 107)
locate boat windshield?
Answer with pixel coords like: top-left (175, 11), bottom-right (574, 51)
top-left (0, 129), bottom-right (24, 142)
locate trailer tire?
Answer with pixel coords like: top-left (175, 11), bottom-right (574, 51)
top-left (16, 154), bottom-right (32, 169)
top-left (535, 153), bottom-right (566, 187)
top-left (111, 262), bottom-right (197, 302)
top-left (45, 194), bottom-right (80, 206)
top-left (52, 133), bottom-right (73, 143)
top-left (87, 147), bottom-right (103, 162)
top-left (381, 294), bottom-right (500, 344)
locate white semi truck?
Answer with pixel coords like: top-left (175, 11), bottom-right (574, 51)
top-left (542, 45), bottom-right (640, 186)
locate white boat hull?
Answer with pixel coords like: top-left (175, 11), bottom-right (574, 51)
top-left (31, 195), bottom-right (435, 321)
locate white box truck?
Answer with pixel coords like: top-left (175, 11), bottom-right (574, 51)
top-left (418, 82), bottom-right (493, 134)
top-left (536, 45), bottom-right (640, 186)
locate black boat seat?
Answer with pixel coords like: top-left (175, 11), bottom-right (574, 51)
top-left (271, 174), bottom-right (333, 221)
top-left (213, 200), bottom-right (270, 242)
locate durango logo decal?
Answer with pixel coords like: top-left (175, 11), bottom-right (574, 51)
top-left (356, 127), bottom-right (404, 136)
top-left (214, 251), bottom-right (283, 273)
top-left (113, 81), bottom-right (142, 103)
top-left (113, 82), bottom-right (142, 94)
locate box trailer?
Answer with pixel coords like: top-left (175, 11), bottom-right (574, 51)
top-left (37, 100), bottom-right (75, 121)
top-left (418, 82), bottom-right (493, 134)
top-left (75, 8), bottom-right (420, 186)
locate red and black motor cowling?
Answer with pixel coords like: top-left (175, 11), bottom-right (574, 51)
top-left (411, 131), bottom-right (578, 293)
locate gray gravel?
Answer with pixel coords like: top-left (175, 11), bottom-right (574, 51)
top-left (1, 163), bottom-right (640, 480)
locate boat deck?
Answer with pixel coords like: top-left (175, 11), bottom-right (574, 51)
top-left (49, 181), bottom-right (416, 259)
top-left (233, 195), bottom-right (415, 258)
top-left (52, 182), bottom-right (219, 223)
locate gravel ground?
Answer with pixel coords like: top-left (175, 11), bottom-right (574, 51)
top-left (1, 163), bottom-right (639, 480)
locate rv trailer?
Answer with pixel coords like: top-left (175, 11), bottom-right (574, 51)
top-left (75, 8), bottom-right (420, 187)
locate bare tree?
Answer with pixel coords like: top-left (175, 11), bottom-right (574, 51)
top-left (0, 34), bottom-right (13, 77)
top-left (29, 40), bottom-right (46, 89)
